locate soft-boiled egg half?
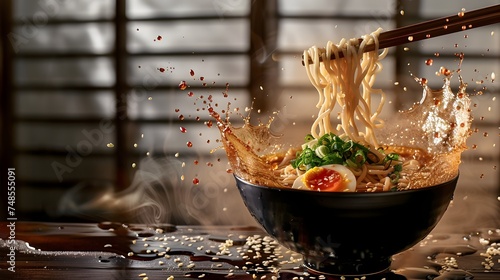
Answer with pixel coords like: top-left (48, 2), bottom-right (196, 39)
top-left (291, 164), bottom-right (356, 192)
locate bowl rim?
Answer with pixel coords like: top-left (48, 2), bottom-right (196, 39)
top-left (234, 173), bottom-right (459, 197)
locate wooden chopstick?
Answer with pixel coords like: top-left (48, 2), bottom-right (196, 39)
top-left (302, 4), bottom-right (500, 65)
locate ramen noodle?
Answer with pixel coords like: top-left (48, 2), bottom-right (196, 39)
top-left (271, 28), bottom-right (466, 192)
top-left (303, 28), bottom-right (387, 147)
top-left (211, 29), bottom-right (471, 192)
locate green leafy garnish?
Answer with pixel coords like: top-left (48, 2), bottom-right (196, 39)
top-left (291, 133), bottom-right (387, 171)
top-left (291, 133), bottom-right (406, 189)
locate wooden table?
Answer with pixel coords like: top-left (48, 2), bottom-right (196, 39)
top-left (1, 222), bottom-right (499, 279)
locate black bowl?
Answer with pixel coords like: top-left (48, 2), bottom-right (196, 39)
top-left (235, 175), bottom-right (458, 276)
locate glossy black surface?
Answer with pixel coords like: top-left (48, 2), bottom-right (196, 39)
top-left (235, 175), bottom-right (459, 276)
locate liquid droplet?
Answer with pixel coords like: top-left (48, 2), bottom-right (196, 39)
top-left (440, 67), bottom-right (451, 76)
top-left (179, 81), bottom-right (188, 90)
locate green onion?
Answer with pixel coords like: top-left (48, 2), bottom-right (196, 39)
top-left (291, 132), bottom-right (402, 173)
top-left (385, 153), bottom-right (399, 161)
top-left (353, 149), bottom-right (367, 165)
top-left (390, 164), bottom-right (403, 184)
top-left (315, 145), bottom-right (330, 158)
top-left (304, 134), bottom-right (314, 142)
top-left (393, 163), bottom-right (403, 172)
top-left (345, 159), bottom-right (359, 169)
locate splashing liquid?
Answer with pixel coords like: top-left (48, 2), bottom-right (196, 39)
top-left (210, 70), bottom-right (472, 189)
top-left (209, 108), bottom-right (283, 187)
top-left (377, 71), bottom-right (472, 188)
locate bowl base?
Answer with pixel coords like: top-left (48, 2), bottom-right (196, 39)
top-left (303, 256), bottom-right (391, 276)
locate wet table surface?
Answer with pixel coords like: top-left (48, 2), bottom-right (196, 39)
top-left (0, 222), bottom-right (499, 280)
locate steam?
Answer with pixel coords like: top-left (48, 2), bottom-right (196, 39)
top-left (57, 156), bottom-right (256, 225)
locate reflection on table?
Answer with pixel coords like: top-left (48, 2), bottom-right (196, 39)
top-left (0, 222), bottom-right (499, 280)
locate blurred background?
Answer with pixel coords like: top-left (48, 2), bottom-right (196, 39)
top-left (0, 0), bottom-right (498, 228)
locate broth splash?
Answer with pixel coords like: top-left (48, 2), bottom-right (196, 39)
top-left (209, 70), bottom-right (472, 189)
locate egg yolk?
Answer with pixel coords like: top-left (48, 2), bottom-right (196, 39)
top-left (302, 167), bottom-right (344, 191)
